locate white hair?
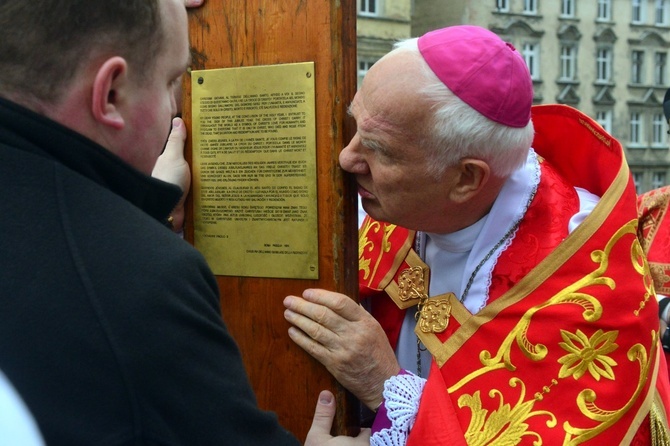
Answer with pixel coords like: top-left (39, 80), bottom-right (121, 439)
top-left (390, 38), bottom-right (535, 179)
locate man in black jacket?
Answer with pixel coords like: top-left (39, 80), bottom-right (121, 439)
top-left (0, 1), bottom-right (369, 445)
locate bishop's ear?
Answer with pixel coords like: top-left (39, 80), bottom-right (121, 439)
top-left (91, 56), bottom-right (128, 130)
top-left (448, 158), bottom-right (491, 203)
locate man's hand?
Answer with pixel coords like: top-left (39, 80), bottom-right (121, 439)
top-left (184, 0), bottom-right (204, 7)
top-left (152, 117), bottom-right (191, 232)
top-left (304, 391), bottom-right (370, 446)
top-left (284, 289), bottom-right (400, 410)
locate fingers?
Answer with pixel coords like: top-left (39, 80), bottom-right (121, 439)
top-left (304, 390), bottom-right (336, 446)
top-left (304, 392), bottom-right (372, 446)
top-left (299, 289), bottom-right (363, 322)
top-left (152, 118), bottom-right (191, 233)
top-left (284, 303), bottom-right (333, 360)
top-left (285, 323), bottom-right (331, 367)
top-left (284, 289), bottom-right (401, 410)
top-left (153, 118), bottom-right (191, 193)
top-left (161, 117), bottom-right (187, 162)
top-left (283, 288), bottom-right (381, 356)
top-left (284, 297), bottom-right (332, 333)
top-left (283, 293), bottom-right (346, 354)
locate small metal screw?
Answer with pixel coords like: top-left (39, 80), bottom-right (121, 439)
top-left (198, 77), bottom-right (204, 84)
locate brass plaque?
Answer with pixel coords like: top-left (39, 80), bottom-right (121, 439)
top-left (191, 62), bottom-right (318, 279)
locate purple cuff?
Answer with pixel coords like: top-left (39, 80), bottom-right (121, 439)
top-left (371, 401), bottom-right (391, 433)
top-left (370, 369), bottom-right (410, 434)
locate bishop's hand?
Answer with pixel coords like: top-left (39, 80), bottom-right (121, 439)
top-left (284, 288), bottom-right (401, 411)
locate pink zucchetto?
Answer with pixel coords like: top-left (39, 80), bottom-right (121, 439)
top-left (417, 25), bottom-right (533, 128)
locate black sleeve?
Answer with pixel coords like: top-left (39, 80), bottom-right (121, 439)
top-left (102, 240), bottom-right (301, 446)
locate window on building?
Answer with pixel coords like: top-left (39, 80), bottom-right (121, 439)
top-left (655, 51), bottom-right (667, 84)
top-left (633, 0), bottom-right (646, 23)
top-left (630, 112), bottom-right (644, 145)
top-left (522, 43), bottom-right (540, 80)
top-left (653, 170), bottom-right (667, 189)
top-left (561, 0), bottom-right (575, 17)
top-left (560, 45), bottom-right (576, 81)
top-left (597, 0), bottom-right (612, 21)
top-left (357, 58), bottom-right (376, 88)
top-left (523, 0), bottom-right (537, 14)
top-left (632, 50), bottom-right (645, 84)
top-left (596, 48), bottom-right (612, 83)
top-left (496, 0), bottom-right (509, 12)
top-left (359, 0), bottom-right (379, 15)
top-left (656, 0), bottom-right (670, 25)
top-left (653, 113), bottom-right (667, 146)
top-left (632, 171), bottom-right (644, 194)
top-left (596, 110), bottom-right (613, 134)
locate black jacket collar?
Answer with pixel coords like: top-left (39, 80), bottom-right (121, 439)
top-left (0, 97), bottom-right (182, 224)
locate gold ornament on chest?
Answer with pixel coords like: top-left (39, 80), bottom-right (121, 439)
top-left (397, 265), bottom-right (452, 334)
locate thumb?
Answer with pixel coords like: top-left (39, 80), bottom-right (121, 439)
top-left (161, 117), bottom-right (188, 162)
top-left (152, 118), bottom-right (190, 191)
top-left (304, 390), bottom-right (336, 445)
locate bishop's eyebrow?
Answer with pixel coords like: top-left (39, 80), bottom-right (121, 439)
top-left (360, 137), bottom-right (383, 151)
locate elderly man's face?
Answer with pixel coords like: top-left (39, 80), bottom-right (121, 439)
top-left (339, 51), bottom-right (459, 233)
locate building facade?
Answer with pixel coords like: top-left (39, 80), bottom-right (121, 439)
top-left (358, 0), bottom-right (670, 192)
top-left (356, 0), bottom-right (413, 86)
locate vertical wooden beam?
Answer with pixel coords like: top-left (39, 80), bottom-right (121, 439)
top-left (182, 0), bottom-right (358, 440)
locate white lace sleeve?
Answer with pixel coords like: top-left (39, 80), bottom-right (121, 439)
top-left (370, 373), bottom-right (426, 446)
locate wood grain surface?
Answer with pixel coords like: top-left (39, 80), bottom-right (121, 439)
top-left (181, 1), bottom-right (359, 440)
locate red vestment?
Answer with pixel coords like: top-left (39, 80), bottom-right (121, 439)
top-left (359, 105), bottom-right (670, 444)
top-left (638, 185), bottom-right (670, 382)
top-left (638, 185), bottom-right (670, 297)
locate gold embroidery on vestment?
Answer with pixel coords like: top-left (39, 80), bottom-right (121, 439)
top-left (557, 329), bottom-right (619, 381)
top-left (395, 264), bottom-right (454, 334)
top-left (417, 296), bottom-right (453, 334)
top-left (631, 237), bottom-right (655, 316)
top-left (441, 221), bottom-right (655, 444)
top-left (650, 399), bottom-right (670, 445)
top-left (534, 379), bottom-right (559, 401)
top-left (397, 266), bottom-right (428, 303)
top-left (448, 221), bottom-right (639, 393)
top-left (359, 219), bottom-right (399, 287)
top-left (358, 218), bottom-right (380, 282)
top-left (562, 335), bottom-right (654, 445)
top-left (459, 378), bottom-right (557, 445)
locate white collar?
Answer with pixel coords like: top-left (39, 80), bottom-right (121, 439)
top-left (420, 149), bottom-right (540, 313)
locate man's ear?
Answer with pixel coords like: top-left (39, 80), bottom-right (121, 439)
top-left (91, 56), bottom-right (128, 130)
top-left (448, 158), bottom-right (491, 203)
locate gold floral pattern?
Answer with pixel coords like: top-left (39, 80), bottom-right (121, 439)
top-left (443, 221), bottom-right (656, 445)
top-left (563, 339), bottom-right (654, 445)
top-left (557, 329), bottom-right (618, 381)
top-left (459, 378), bottom-right (556, 445)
